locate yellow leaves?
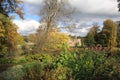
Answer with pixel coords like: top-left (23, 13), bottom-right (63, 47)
top-left (0, 34), bottom-right (4, 37)
top-left (102, 19), bottom-right (117, 47)
top-left (48, 31), bottom-right (69, 49)
top-left (0, 14), bottom-right (24, 51)
top-left (7, 23), bottom-right (24, 45)
top-left (15, 33), bottom-right (24, 45)
top-left (30, 28), bottom-right (70, 51)
top-left (15, 0), bottom-right (23, 4)
top-left (0, 29), bottom-right (5, 37)
top-left (0, 21), bottom-right (5, 37)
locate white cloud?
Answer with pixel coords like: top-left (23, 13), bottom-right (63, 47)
top-left (13, 20), bottom-right (40, 35)
top-left (18, 0), bottom-right (120, 36)
top-left (23, 0), bottom-right (43, 5)
top-left (24, 0), bottom-right (119, 16)
top-left (69, 0), bottom-right (118, 15)
top-left (68, 0), bottom-right (120, 36)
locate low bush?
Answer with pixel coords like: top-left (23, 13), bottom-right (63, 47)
top-left (0, 48), bottom-right (120, 80)
top-left (0, 65), bottom-right (24, 80)
top-left (22, 62), bottom-right (45, 80)
top-left (25, 53), bottom-right (54, 65)
top-left (0, 58), bottom-right (16, 64)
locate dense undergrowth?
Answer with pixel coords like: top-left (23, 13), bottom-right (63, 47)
top-left (0, 48), bottom-right (120, 80)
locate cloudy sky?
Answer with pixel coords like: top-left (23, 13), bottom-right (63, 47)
top-left (13, 0), bottom-right (120, 36)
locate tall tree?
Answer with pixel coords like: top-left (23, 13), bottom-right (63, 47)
top-left (102, 19), bottom-right (117, 47)
top-left (37, 0), bottom-right (73, 51)
top-left (40, 0), bottom-right (73, 32)
top-left (0, 14), bottom-right (24, 56)
top-left (117, 21), bottom-right (120, 47)
top-left (0, 0), bottom-right (24, 57)
top-left (84, 24), bottom-right (99, 47)
top-left (117, 0), bottom-right (120, 46)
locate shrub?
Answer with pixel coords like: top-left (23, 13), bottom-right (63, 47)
top-left (26, 54), bottom-right (54, 65)
top-left (50, 67), bottom-right (73, 80)
top-left (0, 58), bottom-right (16, 64)
top-left (0, 65), bottom-right (24, 80)
top-left (0, 48), bottom-right (119, 80)
top-left (54, 50), bottom-right (107, 80)
top-left (22, 62), bottom-right (45, 80)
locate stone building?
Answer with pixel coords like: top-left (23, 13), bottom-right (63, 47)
top-left (68, 36), bottom-right (82, 47)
